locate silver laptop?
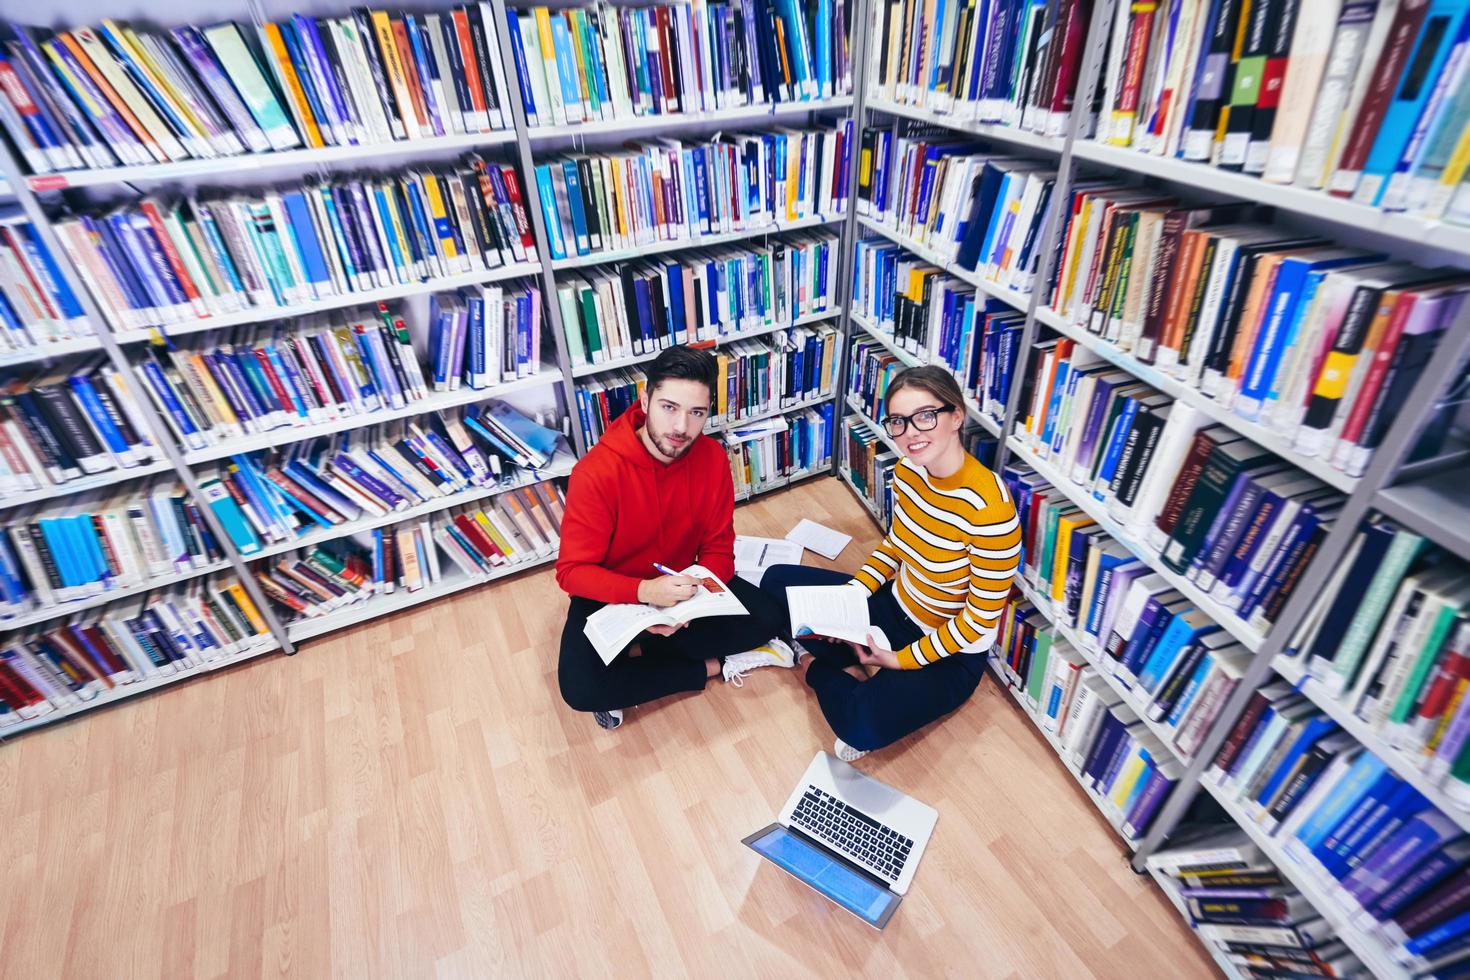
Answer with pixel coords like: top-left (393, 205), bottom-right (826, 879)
top-left (742, 752), bottom-right (938, 929)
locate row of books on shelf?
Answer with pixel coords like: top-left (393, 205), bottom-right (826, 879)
top-left (851, 239), bottom-right (1024, 414)
top-left (507, 0), bottom-right (851, 128)
top-left (573, 324), bottom-right (838, 445)
top-left (0, 575), bottom-right (273, 725)
top-left (1046, 189), bottom-right (1469, 476)
top-left (1147, 829), bottom-right (1366, 978)
top-left (1013, 341), bottom-right (1349, 634)
top-left (558, 232), bottom-right (838, 369)
top-left (1, 477), bottom-right (225, 620)
top-left (52, 158), bottom-right (535, 333)
top-left (856, 137), bottom-right (1054, 294)
top-left (1091, 0), bottom-right (1470, 223)
top-left (200, 404), bottom-right (561, 555)
top-left (1207, 685), bottom-right (1470, 972)
top-left (132, 291), bottom-right (543, 452)
top-left (1, 356), bottom-right (157, 494)
top-left (254, 480), bottom-right (564, 620)
top-left (867, 0), bottom-right (1085, 135)
top-left (534, 123), bottom-right (851, 260)
top-left (0, 213), bottom-right (87, 351)
top-left (1286, 517), bottom-right (1470, 801)
top-left (1003, 474), bottom-right (1253, 761)
top-left (994, 609), bottom-right (1183, 842)
top-left (0, 9), bottom-right (514, 174)
top-left (723, 400), bottom-right (834, 495)
top-left (839, 414), bottom-right (898, 523)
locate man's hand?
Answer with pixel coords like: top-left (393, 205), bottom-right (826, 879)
top-left (638, 575), bottom-right (701, 607)
top-left (645, 623), bottom-right (688, 637)
top-left (849, 632), bottom-right (902, 671)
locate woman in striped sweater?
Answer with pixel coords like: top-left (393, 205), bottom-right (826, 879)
top-left (762, 366), bottom-right (1022, 761)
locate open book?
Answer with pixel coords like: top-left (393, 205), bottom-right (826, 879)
top-left (583, 565), bottom-right (748, 665)
top-left (787, 585), bottom-right (891, 649)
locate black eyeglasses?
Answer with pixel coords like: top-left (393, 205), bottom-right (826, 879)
top-left (881, 405), bottom-right (955, 436)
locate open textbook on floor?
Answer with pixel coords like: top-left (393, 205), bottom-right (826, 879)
top-left (787, 585), bottom-right (891, 649)
top-left (584, 566), bottom-right (747, 664)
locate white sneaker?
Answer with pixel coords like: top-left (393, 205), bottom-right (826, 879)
top-left (834, 739), bottom-right (869, 762)
top-left (722, 638), bottom-right (798, 686)
top-left (594, 708), bottom-right (624, 730)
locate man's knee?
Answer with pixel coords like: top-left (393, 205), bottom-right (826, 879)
top-left (558, 665), bottom-right (602, 713)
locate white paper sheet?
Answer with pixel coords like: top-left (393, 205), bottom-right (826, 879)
top-left (785, 518), bottom-right (852, 560)
top-left (734, 535), bottom-right (806, 586)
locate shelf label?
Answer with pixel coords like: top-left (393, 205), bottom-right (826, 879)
top-left (28, 174), bottom-right (69, 191)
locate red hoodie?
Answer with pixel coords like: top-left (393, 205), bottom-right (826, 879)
top-left (555, 404), bottom-right (735, 604)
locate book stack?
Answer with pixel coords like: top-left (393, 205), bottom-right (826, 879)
top-left (1146, 827), bottom-right (1365, 978)
top-left (0, 212), bottom-right (89, 353)
top-left (427, 283), bottom-right (544, 388)
top-left (846, 334), bottom-right (905, 425)
top-left (1209, 690), bottom-right (1470, 973)
top-left (1045, 190), bottom-right (1470, 478)
top-left (254, 481), bottom-right (563, 618)
top-left (559, 232), bottom-right (838, 370)
top-left (1089, 0), bottom-right (1470, 223)
top-left (1, 355), bottom-right (158, 493)
top-left (534, 124), bottom-right (852, 261)
top-left (507, 0), bottom-right (852, 127)
top-left (857, 135), bottom-right (1058, 293)
top-left (840, 414), bottom-right (898, 523)
top-left (1013, 339), bottom-right (1350, 635)
top-left (434, 482), bottom-right (564, 578)
top-left (131, 310), bottom-right (432, 452)
top-left (994, 600), bottom-right (1185, 841)
top-left (1286, 517), bottom-right (1470, 801)
top-left (0, 574), bottom-right (273, 726)
top-left (198, 401), bottom-right (560, 556)
top-left (574, 325), bottom-right (838, 445)
top-left (723, 400), bottom-right (835, 496)
top-left (852, 236), bottom-right (1023, 419)
top-left (867, 0), bottom-right (1090, 134)
top-left (51, 158), bottom-right (534, 333)
top-left (0, 477), bottom-right (229, 621)
top-left (1003, 465), bottom-right (1253, 760)
top-left (0, 11), bottom-right (512, 176)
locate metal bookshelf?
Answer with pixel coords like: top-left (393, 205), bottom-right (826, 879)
top-left (0, 0), bottom-right (861, 740)
top-left (828, 0), bottom-right (1470, 969)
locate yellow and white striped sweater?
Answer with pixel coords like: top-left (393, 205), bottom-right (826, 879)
top-left (852, 453), bottom-right (1022, 669)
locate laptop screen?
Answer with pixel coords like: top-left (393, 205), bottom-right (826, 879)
top-left (746, 824), bottom-right (900, 928)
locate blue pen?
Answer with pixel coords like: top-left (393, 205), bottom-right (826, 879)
top-left (652, 563), bottom-right (680, 576)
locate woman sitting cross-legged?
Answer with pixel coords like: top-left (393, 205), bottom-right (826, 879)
top-left (761, 366), bottom-right (1021, 761)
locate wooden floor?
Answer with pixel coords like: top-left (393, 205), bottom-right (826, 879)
top-left (0, 477), bottom-right (1215, 979)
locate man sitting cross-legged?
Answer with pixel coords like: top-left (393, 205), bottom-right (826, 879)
top-left (555, 346), bottom-right (796, 730)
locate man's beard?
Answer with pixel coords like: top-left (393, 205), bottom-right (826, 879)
top-left (649, 424), bottom-right (695, 460)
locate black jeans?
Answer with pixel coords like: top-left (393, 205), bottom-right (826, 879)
top-left (760, 564), bottom-right (987, 752)
top-left (558, 576), bottom-right (788, 713)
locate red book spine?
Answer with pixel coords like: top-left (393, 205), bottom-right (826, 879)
top-left (1155, 430), bottom-right (1216, 537)
top-left (1049, 0), bottom-right (1092, 114)
top-left (138, 201), bottom-right (202, 304)
top-left (251, 348), bottom-right (295, 413)
top-left (1338, 291), bottom-right (1417, 448)
top-left (499, 167), bottom-right (535, 249)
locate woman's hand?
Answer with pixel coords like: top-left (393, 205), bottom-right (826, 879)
top-left (850, 632), bottom-right (901, 671)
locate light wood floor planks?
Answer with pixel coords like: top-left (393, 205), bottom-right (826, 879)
top-left (0, 477), bottom-right (1216, 979)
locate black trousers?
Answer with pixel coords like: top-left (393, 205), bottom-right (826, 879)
top-left (558, 576), bottom-right (789, 713)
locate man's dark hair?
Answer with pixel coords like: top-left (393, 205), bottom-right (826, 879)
top-left (647, 345), bottom-right (717, 399)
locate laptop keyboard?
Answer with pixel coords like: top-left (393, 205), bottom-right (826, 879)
top-left (790, 785), bottom-right (913, 883)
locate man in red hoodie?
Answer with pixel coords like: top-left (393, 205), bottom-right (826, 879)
top-left (556, 347), bottom-right (796, 730)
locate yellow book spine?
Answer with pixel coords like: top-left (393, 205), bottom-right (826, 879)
top-left (370, 10), bottom-right (418, 138)
top-left (187, 354), bottom-right (238, 427)
top-left (1110, 753), bottom-right (1148, 810)
top-left (420, 175), bottom-right (459, 260)
top-left (1440, 125), bottom-right (1470, 189)
top-left (261, 23), bottom-right (324, 148)
top-left (225, 584), bottom-right (270, 634)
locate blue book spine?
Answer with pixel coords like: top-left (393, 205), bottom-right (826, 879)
top-left (60, 375), bottom-right (126, 460)
top-left (549, 16), bottom-right (584, 113)
top-left (281, 193), bottom-right (330, 288)
top-left (1296, 753), bottom-right (1388, 850)
top-left (534, 165), bottom-right (566, 259)
top-left (503, 12), bottom-right (538, 120)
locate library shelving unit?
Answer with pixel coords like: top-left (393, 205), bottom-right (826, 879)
top-left (830, 0), bottom-right (1470, 972)
top-left (0, 0), bottom-right (860, 739)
